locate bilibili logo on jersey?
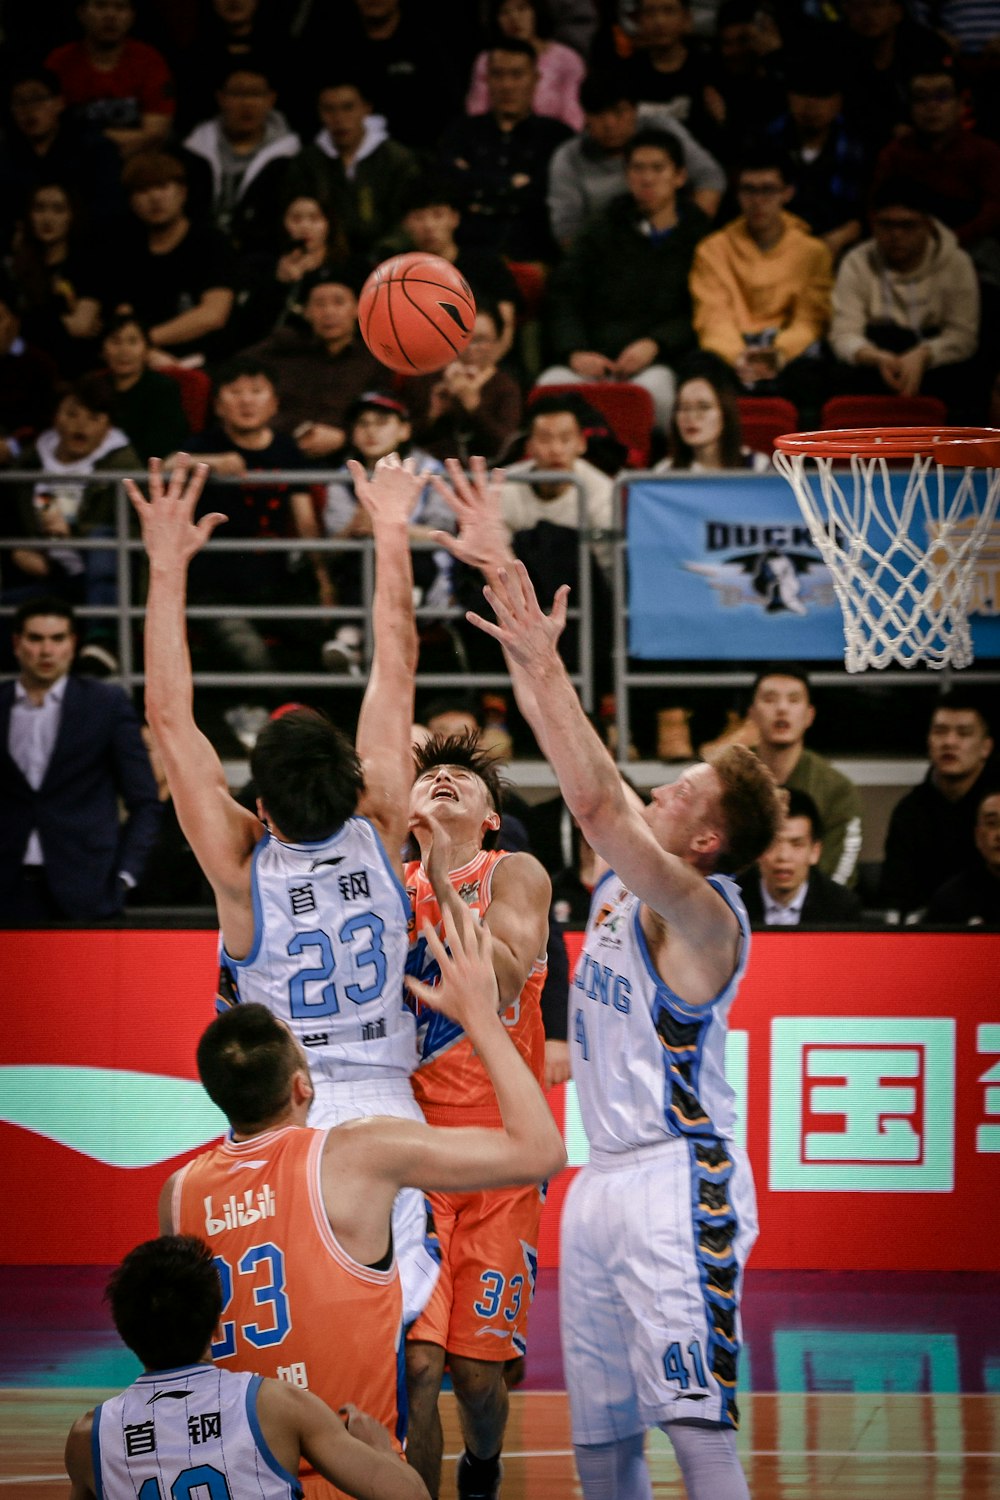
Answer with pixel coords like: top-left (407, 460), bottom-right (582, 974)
top-left (203, 1184), bottom-right (277, 1235)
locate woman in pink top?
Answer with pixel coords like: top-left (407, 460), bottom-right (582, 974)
top-left (466, 0), bottom-right (586, 130)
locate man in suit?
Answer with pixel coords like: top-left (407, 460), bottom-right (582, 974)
top-left (0, 596), bottom-right (160, 923)
top-left (738, 788), bottom-right (862, 926)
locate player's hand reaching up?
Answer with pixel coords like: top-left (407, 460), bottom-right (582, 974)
top-left (427, 455), bottom-right (512, 576)
top-left (406, 902), bottom-right (500, 1031)
top-left (348, 452), bottom-right (423, 528)
top-left (125, 455), bottom-right (223, 567)
top-left (470, 560), bottom-right (568, 675)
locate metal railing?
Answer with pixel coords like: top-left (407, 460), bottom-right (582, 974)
top-left (0, 467), bottom-right (601, 712)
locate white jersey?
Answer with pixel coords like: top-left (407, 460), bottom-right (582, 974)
top-left (218, 817), bottom-right (417, 1088)
top-left (95, 1362), bottom-right (301, 1500)
top-left (571, 870), bottom-right (751, 1156)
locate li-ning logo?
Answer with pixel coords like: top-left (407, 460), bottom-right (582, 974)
top-left (204, 1185), bottom-right (276, 1234)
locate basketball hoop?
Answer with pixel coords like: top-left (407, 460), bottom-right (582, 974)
top-left (773, 426), bottom-right (1000, 672)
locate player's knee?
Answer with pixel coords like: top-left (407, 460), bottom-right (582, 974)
top-left (406, 1340), bottom-right (446, 1402)
top-left (449, 1356), bottom-right (506, 1411)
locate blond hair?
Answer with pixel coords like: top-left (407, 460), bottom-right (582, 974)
top-left (708, 744), bottom-right (784, 874)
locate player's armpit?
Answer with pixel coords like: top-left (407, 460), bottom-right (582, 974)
top-left (157, 1172), bottom-right (178, 1234)
top-left (483, 853), bottom-right (551, 1006)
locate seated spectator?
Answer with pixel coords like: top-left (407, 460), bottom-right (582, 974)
top-left (128, 724), bottom-right (213, 908)
top-left (183, 62), bottom-right (300, 254)
top-left (396, 179), bottom-right (522, 361)
top-left (285, 75), bottom-right (421, 259)
top-left (298, 0), bottom-right (479, 151)
top-left (828, 180), bottom-right (981, 421)
top-left (0, 280), bottom-right (58, 468)
top-left (108, 151), bottom-right (236, 365)
top-left (498, 391), bottom-right (614, 578)
top-left (4, 374), bottom-right (139, 668)
top-left (8, 181), bottom-right (103, 377)
top-left (747, 667), bottom-right (863, 886)
top-left (838, 0), bottom-right (951, 149)
top-left (765, 58), bottom-right (869, 262)
top-left (689, 149), bottom-right (833, 424)
top-left (45, 0), bottom-right (175, 157)
top-left (226, 190), bottom-right (351, 350)
top-left (246, 261), bottom-right (383, 459)
top-left (318, 391), bottom-right (452, 674)
top-left (437, 37), bottom-right (574, 263)
top-left (538, 126), bottom-right (708, 434)
top-left (174, 0), bottom-right (302, 136)
top-left (178, 356), bottom-right (325, 671)
top-left (101, 312), bottom-right (188, 462)
top-left (547, 65), bottom-right (724, 250)
top-left (654, 353), bottom-right (770, 471)
top-left (879, 696), bottom-right (998, 920)
top-left (871, 63), bottom-right (1000, 279)
top-left (737, 788), bottom-right (864, 926)
top-left (924, 788), bottom-right (1000, 927)
top-left (404, 302), bottom-right (524, 464)
top-left (707, 0), bottom-right (787, 152)
top-left (0, 67), bottom-right (124, 249)
top-left (619, 0), bottom-right (721, 148)
top-left (466, 0), bottom-right (587, 130)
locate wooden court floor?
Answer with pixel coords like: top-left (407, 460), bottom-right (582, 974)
top-left (3, 1389), bottom-right (998, 1499)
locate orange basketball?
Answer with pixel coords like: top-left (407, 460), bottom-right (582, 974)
top-left (358, 252), bottom-right (477, 374)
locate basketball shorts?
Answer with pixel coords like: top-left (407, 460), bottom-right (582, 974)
top-left (560, 1135), bottom-right (758, 1444)
top-left (407, 1181), bottom-right (545, 1361)
top-left (309, 1076), bottom-right (440, 1327)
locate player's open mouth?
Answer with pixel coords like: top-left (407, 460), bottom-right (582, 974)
top-left (432, 788), bottom-right (458, 801)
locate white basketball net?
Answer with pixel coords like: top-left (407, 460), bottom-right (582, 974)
top-left (773, 449), bottom-right (1000, 671)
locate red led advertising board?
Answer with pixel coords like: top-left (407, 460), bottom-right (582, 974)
top-left (2, 930), bottom-right (997, 1268)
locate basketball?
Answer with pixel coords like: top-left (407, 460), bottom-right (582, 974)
top-left (358, 253), bottom-right (477, 375)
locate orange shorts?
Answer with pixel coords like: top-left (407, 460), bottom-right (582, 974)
top-left (407, 1182), bottom-right (545, 1361)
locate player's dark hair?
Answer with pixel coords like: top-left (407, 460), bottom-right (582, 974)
top-left (106, 1236), bottom-right (222, 1370)
top-left (750, 665), bottom-right (812, 701)
top-left (197, 1003), bottom-right (302, 1129)
top-left (250, 708), bottom-right (364, 841)
top-left (785, 788), bottom-right (824, 840)
top-left (930, 693), bottom-right (993, 737)
top-left (412, 731), bottom-right (505, 813)
top-left (13, 595), bottom-right (76, 634)
top-left (669, 352), bottom-right (744, 469)
top-left (624, 125), bottom-right (685, 170)
top-left (710, 744), bottom-right (785, 874)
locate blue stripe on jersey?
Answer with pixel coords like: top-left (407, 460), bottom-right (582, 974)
top-left (91, 1402), bottom-right (104, 1500)
top-left (357, 816), bottom-right (412, 923)
top-left (395, 1326), bottom-right (408, 1445)
top-left (686, 1136), bottom-right (743, 1429)
top-left (223, 834), bottom-right (269, 969)
top-left (245, 1374), bottom-right (303, 1494)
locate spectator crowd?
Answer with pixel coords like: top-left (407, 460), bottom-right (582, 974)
top-left (1, 0), bottom-right (999, 927)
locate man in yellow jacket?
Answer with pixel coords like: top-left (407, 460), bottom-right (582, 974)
top-left (689, 149), bottom-right (833, 424)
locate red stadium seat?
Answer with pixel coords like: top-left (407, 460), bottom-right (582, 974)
top-left (529, 381), bottom-right (655, 468)
top-left (736, 396), bottom-right (800, 455)
top-left (820, 394), bottom-right (949, 430)
top-left (160, 364), bottom-right (213, 434)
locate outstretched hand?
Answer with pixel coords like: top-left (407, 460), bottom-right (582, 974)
top-left (426, 455), bottom-right (512, 574)
top-left (348, 451), bottom-right (423, 528)
top-left (405, 902), bottom-right (500, 1028)
top-left (468, 561), bottom-right (569, 673)
top-left (125, 455), bottom-right (223, 566)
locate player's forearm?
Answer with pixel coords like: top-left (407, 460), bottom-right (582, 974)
top-left (371, 519), bottom-right (417, 675)
top-left (145, 562), bottom-right (196, 732)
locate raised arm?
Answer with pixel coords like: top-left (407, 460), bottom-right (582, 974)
top-left (125, 458), bottom-right (262, 912)
top-left (470, 564), bottom-right (714, 924)
top-left (351, 454), bottom-right (423, 866)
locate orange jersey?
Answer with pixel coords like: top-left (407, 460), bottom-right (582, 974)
top-left (404, 849), bottom-right (546, 1127)
top-left (173, 1125), bottom-right (404, 1494)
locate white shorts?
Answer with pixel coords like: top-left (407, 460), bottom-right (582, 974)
top-left (309, 1075), bottom-right (441, 1326)
top-left (560, 1135), bottom-right (758, 1445)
